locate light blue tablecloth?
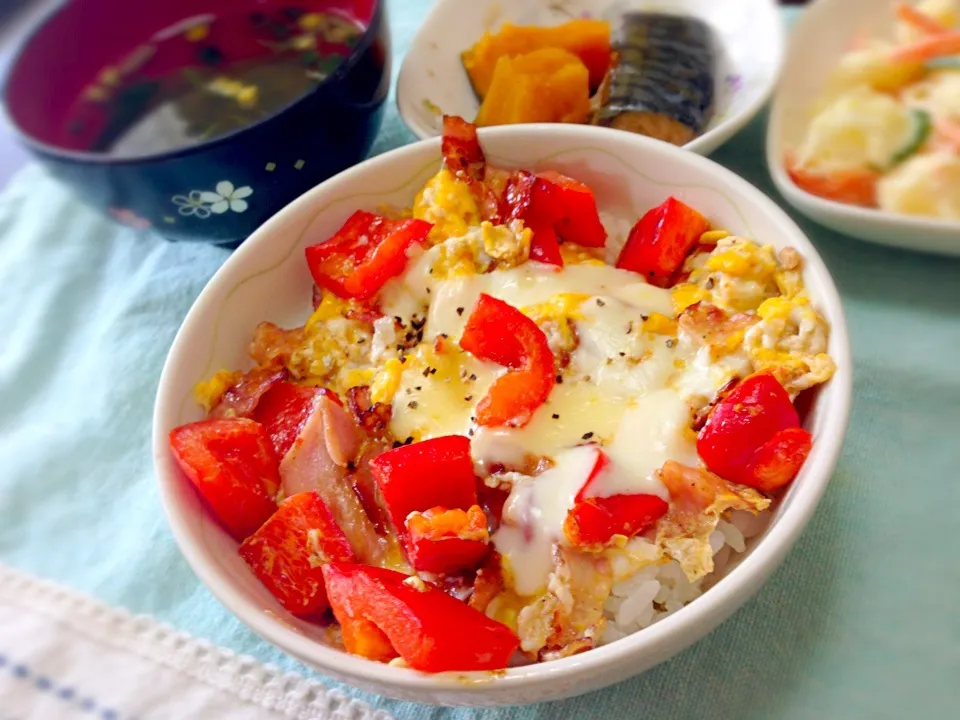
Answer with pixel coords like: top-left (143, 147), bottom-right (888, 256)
top-left (1, 3), bottom-right (958, 718)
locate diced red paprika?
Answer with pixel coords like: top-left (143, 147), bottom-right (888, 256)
top-left (252, 382), bottom-right (341, 460)
top-left (536, 170), bottom-right (607, 248)
top-left (369, 435), bottom-right (478, 533)
top-left (616, 197), bottom-right (710, 287)
top-left (561, 445), bottom-right (668, 546)
top-left (169, 418), bottom-right (280, 541)
top-left (501, 171), bottom-right (563, 266)
top-left (442, 115), bottom-right (486, 181)
top-left (697, 373), bottom-right (811, 493)
top-left (321, 563), bottom-right (520, 671)
top-left (564, 494), bottom-right (669, 547)
top-left (499, 170), bottom-right (606, 267)
top-left (238, 491), bottom-right (356, 615)
top-left (527, 219), bottom-right (564, 265)
top-left (459, 294), bottom-right (556, 428)
top-left (749, 427), bottom-right (813, 494)
top-left (404, 505), bottom-right (490, 574)
top-left (305, 211), bottom-right (432, 301)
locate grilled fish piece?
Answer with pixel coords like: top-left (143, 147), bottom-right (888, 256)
top-left (593, 13), bottom-right (716, 145)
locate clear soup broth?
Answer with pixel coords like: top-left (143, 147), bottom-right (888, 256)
top-left (61, 5), bottom-right (364, 156)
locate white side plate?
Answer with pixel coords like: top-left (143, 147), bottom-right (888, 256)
top-left (767, 0), bottom-right (960, 256)
top-left (397, 0), bottom-right (784, 157)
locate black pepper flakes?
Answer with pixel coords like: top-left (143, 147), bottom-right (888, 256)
top-left (347, 461), bottom-right (356, 472)
top-left (556, 375), bottom-right (563, 384)
top-left (429, 368), bottom-right (437, 375)
top-left (552, 413), bottom-right (560, 419)
top-left (415, 385), bottom-right (422, 391)
top-left (464, 395), bottom-right (473, 402)
top-left (596, 299), bottom-right (606, 307)
top-left (408, 401), bottom-right (419, 409)
top-left (666, 339), bottom-right (676, 348)
top-left (468, 428), bottom-right (475, 436)
top-left (357, 337), bottom-right (366, 344)
top-left (618, 351), bottom-right (626, 357)
top-left (626, 321), bottom-right (634, 335)
top-left (404, 436), bottom-right (414, 445)
top-left (422, 368), bottom-right (431, 378)
top-left (456, 307), bottom-right (465, 316)
top-left (705, 277), bottom-right (715, 290)
top-left (392, 440), bottom-right (402, 449)
top-left (582, 432), bottom-right (594, 440)
top-left (469, 373), bottom-right (477, 381)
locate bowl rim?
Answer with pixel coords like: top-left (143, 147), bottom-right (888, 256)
top-left (395, 0), bottom-right (786, 157)
top-left (765, 0), bottom-right (960, 252)
top-left (0, 0), bottom-right (386, 166)
top-left (153, 123), bottom-right (853, 697)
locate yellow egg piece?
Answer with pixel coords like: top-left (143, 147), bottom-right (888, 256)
top-left (413, 169), bottom-right (481, 243)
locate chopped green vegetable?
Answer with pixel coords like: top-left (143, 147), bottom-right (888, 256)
top-left (891, 108), bottom-right (932, 166)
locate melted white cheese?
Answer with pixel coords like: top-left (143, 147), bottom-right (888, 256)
top-left (494, 446), bottom-right (600, 596)
top-left (379, 226), bottom-right (756, 599)
top-left (380, 240), bottom-right (674, 343)
top-left (603, 389), bottom-right (699, 501)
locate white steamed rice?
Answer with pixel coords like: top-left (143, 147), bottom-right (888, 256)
top-left (599, 509), bottom-right (772, 644)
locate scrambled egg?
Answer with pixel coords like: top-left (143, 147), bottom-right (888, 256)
top-left (413, 168), bottom-right (481, 243)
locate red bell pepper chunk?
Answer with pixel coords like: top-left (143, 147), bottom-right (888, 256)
top-left (526, 218), bottom-right (564, 266)
top-left (749, 427), bottom-right (813, 494)
top-left (169, 418), bottom-right (280, 541)
top-left (369, 435), bottom-right (479, 533)
top-left (238, 491), bottom-right (356, 615)
top-left (560, 445), bottom-right (668, 546)
top-left (500, 171), bottom-right (564, 266)
top-left (616, 197), bottom-right (710, 287)
top-left (499, 170), bottom-right (606, 266)
top-left (442, 115), bottom-right (486, 181)
top-left (252, 381), bottom-right (340, 460)
top-left (564, 494), bottom-right (669, 547)
top-left (536, 170), bottom-right (607, 248)
top-left (305, 210), bottom-right (432, 301)
top-left (697, 373), bottom-right (810, 492)
top-left (404, 505), bottom-right (490, 574)
top-left (459, 294), bottom-right (556, 428)
top-left (321, 563), bottom-right (520, 671)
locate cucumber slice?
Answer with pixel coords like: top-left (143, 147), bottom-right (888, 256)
top-left (890, 108), bottom-right (932, 166)
top-left (925, 56), bottom-right (960, 70)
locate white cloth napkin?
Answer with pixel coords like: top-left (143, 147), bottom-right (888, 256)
top-left (0, 563), bottom-right (393, 720)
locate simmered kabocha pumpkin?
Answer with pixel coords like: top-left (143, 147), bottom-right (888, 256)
top-left (461, 19), bottom-right (612, 99)
top-left (475, 48), bottom-right (592, 127)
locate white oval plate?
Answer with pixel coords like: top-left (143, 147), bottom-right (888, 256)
top-left (767, 0), bottom-right (960, 256)
top-left (397, 0), bottom-right (785, 156)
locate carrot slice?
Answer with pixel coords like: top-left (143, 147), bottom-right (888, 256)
top-left (934, 116), bottom-right (960, 151)
top-left (785, 155), bottom-right (879, 207)
top-left (888, 29), bottom-right (960, 62)
top-left (894, 2), bottom-right (949, 36)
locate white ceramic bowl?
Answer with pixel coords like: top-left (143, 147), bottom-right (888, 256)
top-left (396, 0), bottom-right (785, 157)
top-left (768, 0), bottom-right (960, 256)
top-left (153, 124), bottom-right (852, 706)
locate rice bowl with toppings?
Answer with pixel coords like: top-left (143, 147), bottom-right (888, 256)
top-left (154, 120), bottom-right (851, 705)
